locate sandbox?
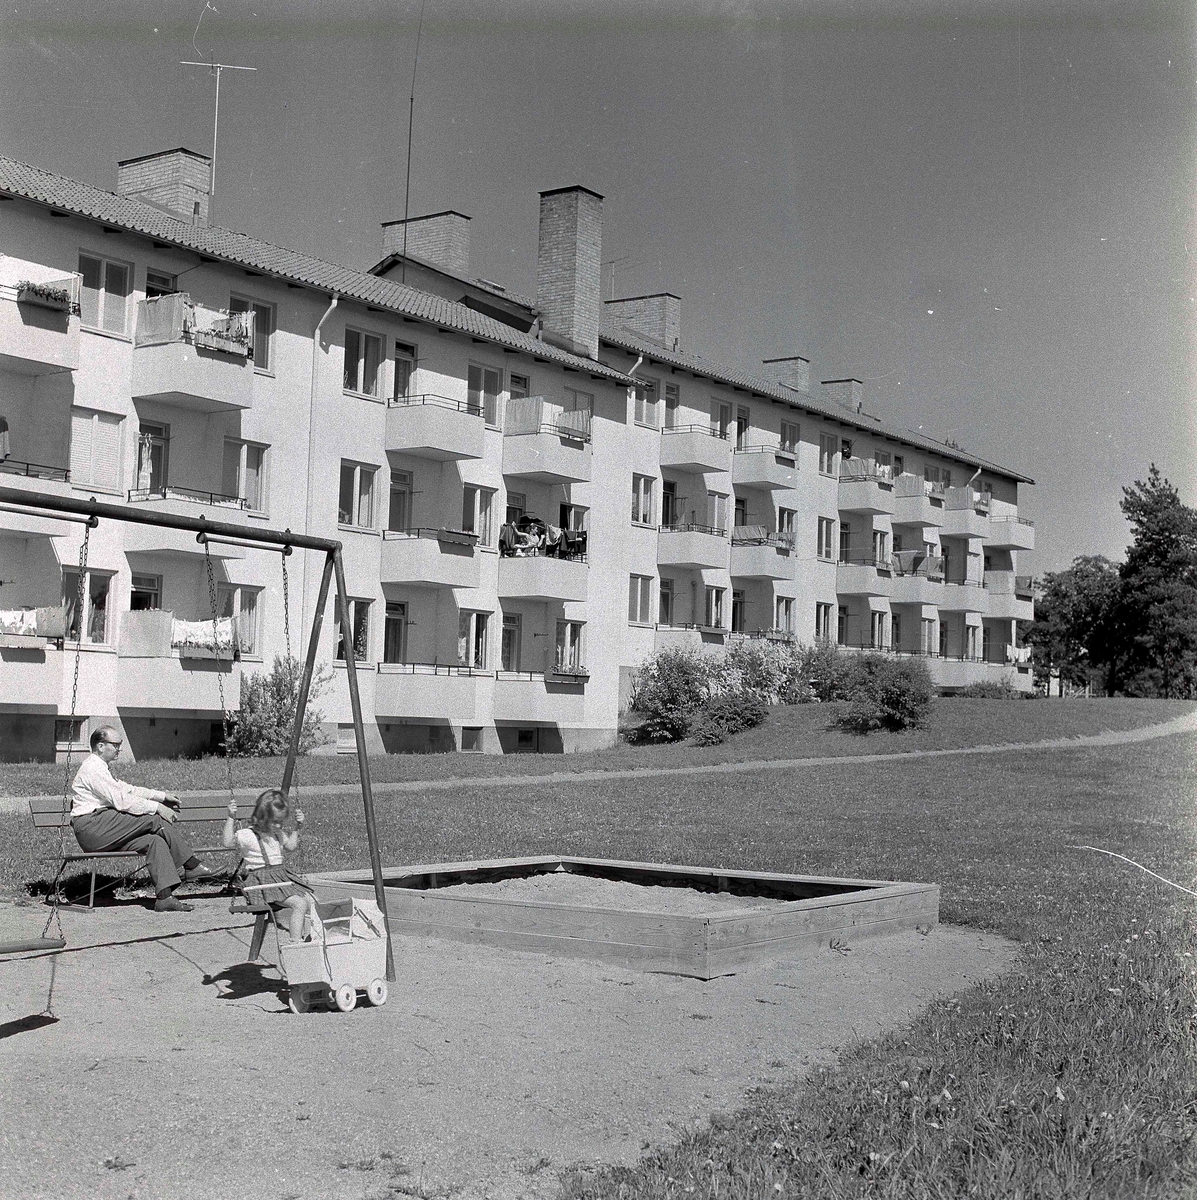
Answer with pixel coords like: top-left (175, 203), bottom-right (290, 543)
top-left (311, 856), bottom-right (939, 979)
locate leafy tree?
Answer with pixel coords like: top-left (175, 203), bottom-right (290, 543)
top-left (226, 655), bottom-right (332, 756)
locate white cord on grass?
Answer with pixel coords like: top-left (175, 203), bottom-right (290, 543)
top-left (1066, 845), bottom-right (1197, 898)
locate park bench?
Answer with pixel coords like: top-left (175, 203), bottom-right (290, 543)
top-left (29, 793), bottom-right (256, 908)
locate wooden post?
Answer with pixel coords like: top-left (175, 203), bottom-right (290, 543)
top-left (281, 551), bottom-right (335, 797)
top-left (331, 549), bottom-right (395, 982)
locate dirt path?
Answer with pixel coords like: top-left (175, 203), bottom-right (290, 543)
top-left (0, 896), bottom-right (1015, 1200)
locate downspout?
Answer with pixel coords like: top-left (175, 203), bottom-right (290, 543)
top-left (301, 293), bottom-right (339, 634)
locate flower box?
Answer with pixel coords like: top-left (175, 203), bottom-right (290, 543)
top-left (16, 280), bottom-right (74, 313)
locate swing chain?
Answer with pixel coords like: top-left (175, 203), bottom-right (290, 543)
top-left (203, 540), bottom-right (236, 805)
top-left (279, 548), bottom-right (306, 874)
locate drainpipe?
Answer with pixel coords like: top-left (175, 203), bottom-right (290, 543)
top-left (301, 294), bottom-right (339, 635)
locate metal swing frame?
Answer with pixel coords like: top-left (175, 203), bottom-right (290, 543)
top-left (0, 483), bottom-right (395, 982)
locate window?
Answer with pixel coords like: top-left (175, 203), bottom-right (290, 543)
top-left (69, 408), bottom-right (124, 492)
top-left (457, 610), bottom-right (489, 669)
top-left (218, 584), bottom-right (262, 656)
top-left (468, 364), bottom-right (502, 425)
top-left (461, 726), bottom-right (483, 752)
top-left (633, 378), bottom-right (658, 426)
top-left (891, 610), bottom-right (903, 647)
top-left (815, 602), bottom-right (833, 642)
top-left (388, 470), bottom-right (412, 532)
top-left (893, 532), bottom-right (905, 553)
top-left (731, 589), bottom-right (746, 633)
top-left (874, 450), bottom-right (892, 477)
top-left (966, 624), bottom-right (979, 660)
top-left (837, 604), bottom-right (848, 645)
top-left (462, 484), bottom-right (495, 546)
top-left (344, 328), bottom-right (382, 397)
top-left (62, 569), bottom-right (112, 644)
top-left (222, 439), bottom-right (267, 509)
top-left (384, 601), bottom-right (408, 664)
top-left (135, 422), bottom-right (169, 493)
top-left (839, 520), bottom-right (852, 562)
top-left (506, 491), bottom-right (527, 525)
top-left (55, 717), bottom-right (87, 749)
top-left (563, 386), bottom-right (593, 414)
top-left (872, 530), bottom-right (889, 565)
top-left (664, 382), bottom-right (680, 429)
top-left (775, 597), bottom-right (793, 633)
top-left (778, 507), bottom-right (797, 541)
top-left (658, 578), bottom-right (674, 625)
top-left (780, 420), bottom-right (800, 455)
top-left (894, 455), bottom-right (905, 476)
top-left (516, 728), bottom-right (538, 751)
top-left (982, 624), bottom-right (993, 662)
top-left (711, 400), bottom-right (732, 438)
top-left (130, 573), bottom-right (161, 611)
top-left (554, 621), bottom-right (585, 672)
top-left (145, 270), bottom-right (177, 299)
top-left (509, 373), bottom-right (530, 400)
top-left (919, 618), bottom-right (935, 655)
top-left (394, 342), bottom-right (416, 400)
top-left (628, 574), bottom-right (653, 624)
top-left (631, 474), bottom-right (655, 525)
top-left (736, 406), bottom-right (750, 450)
top-left (939, 622), bottom-right (948, 658)
top-left (706, 491), bottom-right (729, 534)
top-left (925, 464), bottom-right (952, 490)
top-left (661, 480), bottom-right (679, 526)
top-left (229, 297), bottom-right (274, 370)
top-left (841, 437), bottom-right (853, 459)
top-left (941, 543), bottom-right (953, 582)
top-left (704, 586), bottom-right (725, 629)
top-left (338, 461), bottom-right (377, 528)
top-left (334, 598), bottom-right (371, 661)
top-left (734, 495), bottom-right (749, 528)
top-left (78, 253), bottom-right (130, 334)
top-left (870, 611), bottom-right (886, 649)
top-left (559, 503), bottom-right (587, 531)
top-left (501, 613), bottom-right (521, 671)
top-left (817, 517), bottom-right (835, 561)
top-left (819, 433), bottom-right (837, 475)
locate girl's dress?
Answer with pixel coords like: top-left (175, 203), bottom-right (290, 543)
top-left (234, 826), bottom-right (309, 906)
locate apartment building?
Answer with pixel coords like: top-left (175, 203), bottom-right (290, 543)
top-left (0, 149), bottom-right (1034, 763)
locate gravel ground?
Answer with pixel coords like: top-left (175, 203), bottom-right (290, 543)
top-left (0, 893), bottom-right (1015, 1200)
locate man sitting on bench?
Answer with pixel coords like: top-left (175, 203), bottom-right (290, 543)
top-left (70, 726), bottom-right (218, 912)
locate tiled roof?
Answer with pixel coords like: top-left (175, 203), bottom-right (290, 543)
top-left (600, 325), bottom-right (1034, 484)
top-left (0, 154), bottom-right (631, 385)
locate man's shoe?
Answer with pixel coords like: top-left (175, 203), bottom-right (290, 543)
top-left (154, 897), bottom-right (194, 912)
top-left (183, 864), bottom-right (219, 883)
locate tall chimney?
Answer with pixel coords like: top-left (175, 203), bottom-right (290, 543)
top-left (381, 211), bottom-right (471, 276)
top-left (603, 293), bottom-right (681, 351)
top-left (763, 355), bottom-right (810, 394)
top-left (536, 185), bottom-right (603, 359)
top-left (822, 378), bottom-right (864, 413)
top-left (117, 148), bottom-right (211, 226)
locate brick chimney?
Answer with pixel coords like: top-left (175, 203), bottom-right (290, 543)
top-left (381, 210), bottom-right (471, 276)
top-left (822, 378), bottom-right (864, 413)
top-left (117, 148), bottom-right (211, 226)
top-left (536, 186), bottom-right (603, 359)
top-left (604, 293), bottom-right (680, 352)
top-left (763, 355), bottom-right (810, 394)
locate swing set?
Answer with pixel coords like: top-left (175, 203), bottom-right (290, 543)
top-left (0, 482), bottom-right (396, 987)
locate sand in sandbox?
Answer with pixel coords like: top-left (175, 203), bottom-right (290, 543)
top-left (430, 870), bottom-right (795, 915)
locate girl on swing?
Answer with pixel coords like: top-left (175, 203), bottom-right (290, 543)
top-left (223, 789), bottom-right (317, 942)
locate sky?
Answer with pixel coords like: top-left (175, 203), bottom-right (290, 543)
top-left (1, 0), bottom-right (1193, 574)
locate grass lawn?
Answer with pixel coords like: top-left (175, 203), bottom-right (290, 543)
top-left (2, 719), bottom-right (1194, 1196)
top-left (2, 697), bottom-right (1192, 798)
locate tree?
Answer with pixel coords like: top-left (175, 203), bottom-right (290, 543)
top-left (1114, 467), bottom-right (1197, 697)
top-left (226, 655), bottom-right (332, 756)
top-left (1024, 555), bottom-right (1121, 694)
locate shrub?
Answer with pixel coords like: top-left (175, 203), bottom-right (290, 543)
top-left (795, 641), bottom-right (857, 702)
top-left (226, 655), bottom-right (332, 756)
top-left (628, 646), bottom-right (718, 742)
top-left (723, 639), bottom-right (803, 704)
top-left (954, 679), bottom-right (1023, 699)
top-left (837, 655), bottom-right (935, 733)
top-left (689, 690), bottom-right (769, 746)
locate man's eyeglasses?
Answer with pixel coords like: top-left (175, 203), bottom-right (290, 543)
top-left (101, 740), bottom-right (123, 749)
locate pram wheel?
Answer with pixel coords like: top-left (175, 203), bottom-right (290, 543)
top-left (334, 984), bottom-right (357, 1012)
top-left (288, 986), bottom-right (312, 1014)
top-left (366, 978), bottom-right (388, 1006)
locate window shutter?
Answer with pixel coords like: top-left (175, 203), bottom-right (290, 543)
top-left (222, 440), bottom-right (241, 500)
top-left (92, 413), bottom-right (122, 489)
top-left (69, 409), bottom-right (94, 484)
top-left (78, 256), bottom-right (101, 327)
top-left (102, 262), bottom-right (129, 333)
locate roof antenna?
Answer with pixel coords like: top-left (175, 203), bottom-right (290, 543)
top-left (400, 0), bottom-right (428, 286)
top-left (181, 3), bottom-right (256, 202)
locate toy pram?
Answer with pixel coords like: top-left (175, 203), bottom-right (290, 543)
top-left (279, 897), bottom-right (389, 1014)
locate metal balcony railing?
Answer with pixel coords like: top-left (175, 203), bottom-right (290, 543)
top-left (838, 554), bottom-right (895, 571)
top-left (731, 525), bottom-right (795, 549)
top-left (377, 660), bottom-right (492, 677)
top-left (128, 486), bottom-right (247, 509)
top-left (891, 551), bottom-right (945, 578)
top-left (734, 444), bottom-right (797, 460)
top-left (0, 458), bottom-right (70, 482)
top-left (13, 274), bottom-right (82, 313)
top-left (663, 423), bottom-right (730, 440)
top-left (134, 293), bottom-right (253, 356)
top-left (388, 393), bottom-right (483, 416)
top-left (383, 526), bottom-right (479, 545)
top-left (660, 521), bottom-right (727, 537)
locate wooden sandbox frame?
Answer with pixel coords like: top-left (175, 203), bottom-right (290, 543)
top-left (309, 856), bottom-right (940, 980)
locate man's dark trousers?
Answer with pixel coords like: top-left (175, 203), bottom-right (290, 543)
top-left (71, 810), bottom-right (194, 891)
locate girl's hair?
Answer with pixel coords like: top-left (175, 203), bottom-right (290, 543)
top-left (249, 788), bottom-right (289, 834)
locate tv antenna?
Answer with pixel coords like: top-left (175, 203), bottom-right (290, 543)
top-left (400, 0), bottom-right (429, 286)
top-left (181, 3), bottom-right (256, 199)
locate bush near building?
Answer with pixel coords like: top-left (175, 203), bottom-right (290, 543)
top-left (225, 655), bottom-right (331, 757)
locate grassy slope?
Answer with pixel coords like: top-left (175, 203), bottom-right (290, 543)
top-left (2, 697), bottom-right (1192, 798)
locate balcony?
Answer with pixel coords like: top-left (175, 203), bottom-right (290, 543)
top-left (939, 487), bottom-right (991, 538)
top-left (0, 263), bottom-right (81, 374)
top-left (0, 462), bottom-right (75, 539)
top-left (889, 551), bottom-right (945, 605)
top-left (498, 551), bottom-right (588, 602)
top-left (386, 394), bottom-right (485, 461)
top-left (837, 556), bottom-right (895, 597)
top-left (984, 572), bottom-right (1035, 621)
top-left (838, 461), bottom-right (896, 515)
top-left (0, 605), bottom-right (67, 649)
top-left (380, 528), bottom-right (480, 589)
top-left (731, 446), bottom-right (797, 490)
top-left (115, 609), bottom-right (241, 711)
top-left (123, 489), bottom-right (250, 558)
top-left (986, 516), bottom-right (1036, 551)
top-left (659, 425), bottom-right (732, 473)
top-left (494, 671), bottom-right (588, 723)
top-left (730, 527), bottom-right (794, 579)
top-left (0, 642), bottom-right (64, 711)
top-left (374, 662), bottom-right (486, 721)
top-left (939, 580), bottom-right (988, 613)
top-left (502, 396), bottom-right (591, 483)
top-left (654, 623), bottom-right (728, 652)
top-left (892, 474), bottom-right (946, 527)
top-left (657, 523), bottom-right (729, 570)
top-left (131, 293), bottom-right (254, 413)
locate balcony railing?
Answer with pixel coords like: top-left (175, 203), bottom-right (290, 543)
top-left (656, 621), bottom-right (727, 634)
top-left (134, 292), bottom-right (253, 357)
top-left (388, 393), bottom-right (483, 416)
top-left (376, 660), bottom-right (492, 678)
top-left (891, 550), bottom-right (944, 578)
top-left (664, 423), bottom-right (730, 440)
top-left (991, 515), bottom-right (1035, 528)
top-left (499, 521), bottom-right (587, 560)
top-left (504, 396), bottom-right (591, 441)
top-left (730, 627), bottom-right (797, 643)
top-left (895, 474), bottom-right (946, 500)
top-left (731, 525), bottom-right (794, 549)
top-left (945, 486), bottom-right (992, 512)
top-left (128, 485), bottom-right (248, 509)
top-left (383, 526), bottom-right (479, 545)
top-left (839, 457), bottom-right (894, 483)
top-left (660, 521), bottom-right (727, 537)
top-left (838, 554), bottom-right (894, 571)
top-left (15, 275), bottom-right (81, 313)
top-left (0, 458), bottom-right (70, 482)
top-left (1015, 575), bottom-right (1035, 598)
top-left (734, 444), bottom-right (797, 461)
